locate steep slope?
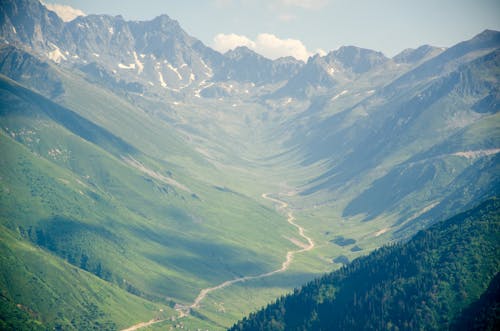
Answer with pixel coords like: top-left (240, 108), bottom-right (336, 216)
top-left (283, 31), bottom-right (499, 239)
top-left (0, 132), bottom-right (173, 330)
top-left (341, 50), bottom-right (500, 221)
top-left (0, 45), bottom-right (64, 98)
top-left (230, 198), bottom-right (500, 331)
top-left (292, 31), bottom-right (499, 167)
top-left (0, 63), bottom-right (304, 329)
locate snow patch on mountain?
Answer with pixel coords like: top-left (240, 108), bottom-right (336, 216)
top-left (118, 63), bottom-right (136, 70)
top-left (453, 149), bottom-right (500, 159)
top-left (167, 64), bottom-right (182, 80)
top-left (133, 52), bottom-right (144, 74)
top-left (200, 59), bottom-right (213, 77)
top-left (331, 90), bottom-right (348, 101)
top-left (47, 44), bottom-right (66, 63)
top-left (158, 71), bottom-right (167, 88)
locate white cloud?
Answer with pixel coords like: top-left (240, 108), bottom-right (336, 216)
top-left (213, 32), bottom-right (323, 62)
top-left (278, 0), bottom-right (328, 9)
top-left (42, 2), bottom-right (86, 22)
top-left (213, 33), bottom-right (256, 52)
top-left (254, 33), bottom-right (310, 61)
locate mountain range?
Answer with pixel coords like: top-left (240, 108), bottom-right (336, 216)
top-left (0, 0), bottom-right (498, 330)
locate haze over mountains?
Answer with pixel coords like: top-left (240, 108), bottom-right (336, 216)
top-left (0, 0), bottom-right (499, 330)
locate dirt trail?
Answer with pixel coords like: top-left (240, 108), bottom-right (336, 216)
top-left (177, 193), bottom-right (314, 315)
top-left (121, 193), bottom-right (315, 329)
top-left (120, 318), bottom-right (164, 331)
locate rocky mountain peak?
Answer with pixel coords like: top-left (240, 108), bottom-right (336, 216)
top-left (0, 0), bottom-right (63, 47)
top-left (393, 45), bottom-right (444, 64)
top-left (473, 29), bottom-right (500, 42)
top-left (330, 45), bottom-right (388, 73)
top-left (225, 46), bottom-right (262, 60)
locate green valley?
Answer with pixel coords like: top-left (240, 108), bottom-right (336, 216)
top-left (0, 1), bottom-right (499, 330)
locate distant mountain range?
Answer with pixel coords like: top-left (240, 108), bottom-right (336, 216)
top-left (0, 0), bottom-right (474, 98)
top-left (0, 0), bottom-right (301, 93)
top-left (0, 0), bottom-right (498, 330)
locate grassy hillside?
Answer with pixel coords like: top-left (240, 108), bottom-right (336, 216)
top-left (0, 221), bottom-right (170, 330)
top-left (0, 73), bottom-right (313, 329)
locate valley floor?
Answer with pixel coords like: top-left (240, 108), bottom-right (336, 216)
top-left (121, 192), bottom-right (316, 330)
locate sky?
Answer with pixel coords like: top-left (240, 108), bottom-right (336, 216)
top-left (43, 0), bottom-right (500, 61)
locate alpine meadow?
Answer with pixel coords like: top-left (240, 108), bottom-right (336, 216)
top-left (0, 1), bottom-right (499, 330)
